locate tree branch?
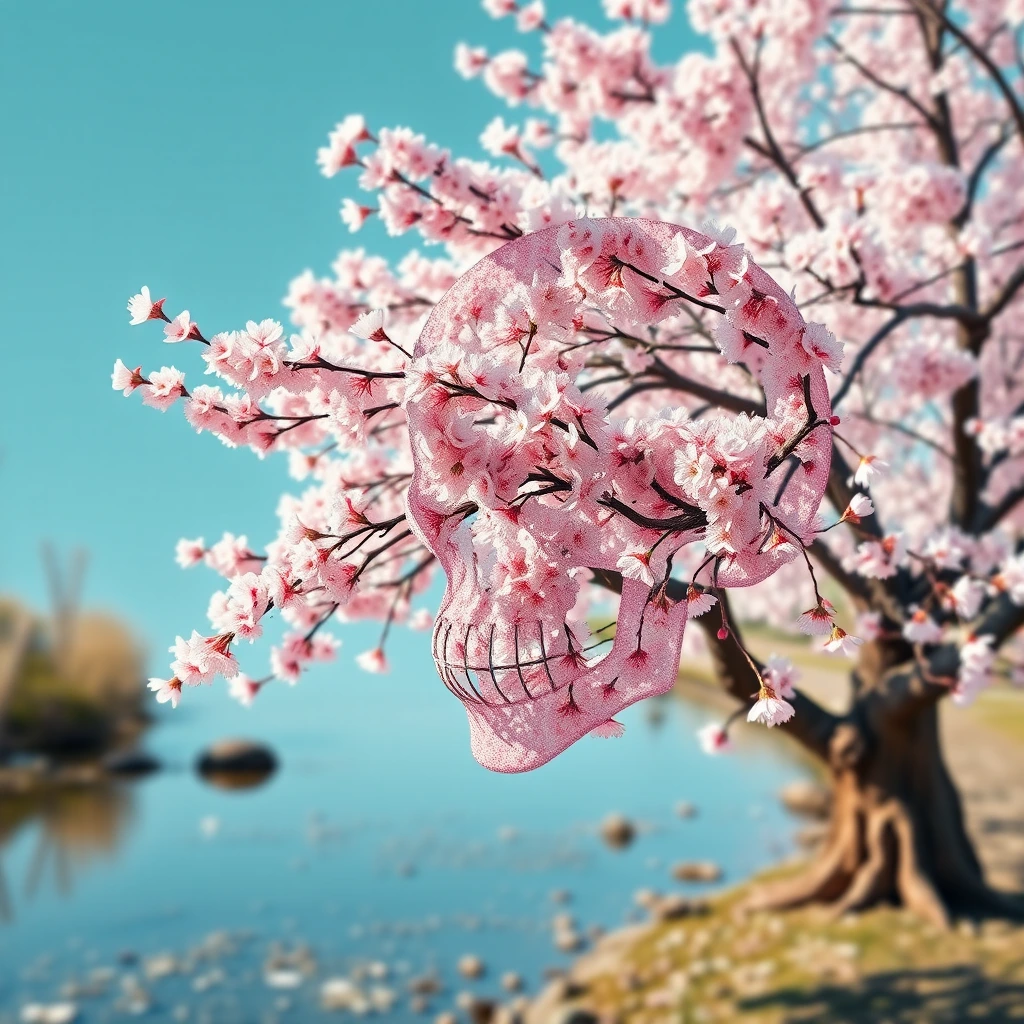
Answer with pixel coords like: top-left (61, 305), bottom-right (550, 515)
top-left (690, 589), bottom-right (839, 761)
top-left (913, 591), bottom-right (1024, 710)
top-left (908, 0), bottom-right (1024, 149)
top-left (981, 261), bottom-right (1024, 322)
top-left (732, 39), bottom-right (827, 230)
top-left (588, 570), bottom-right (839, 761)
top-left (645, 357), bottom-right (766, 416)
top-left (825, 34), bottom-right (940, 130)
top-left (953, 124), bottom-right (1011, 228)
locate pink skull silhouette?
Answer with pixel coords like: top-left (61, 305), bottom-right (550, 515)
top-left (405, 218), bottom-right (832, 772)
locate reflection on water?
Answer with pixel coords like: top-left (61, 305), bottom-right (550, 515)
top-left (0, 654), bottom-right (813, 1021)
top-left (0, 780), bottom-right (134, 920)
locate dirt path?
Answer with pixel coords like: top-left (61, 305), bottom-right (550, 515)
top-left (941, 692), bottom-right (1024, 892)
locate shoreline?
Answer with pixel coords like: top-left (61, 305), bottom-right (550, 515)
top-left (524, 663), bottom-right (1024, 1022)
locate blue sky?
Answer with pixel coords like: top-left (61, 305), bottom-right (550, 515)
top-left (0, 1), bottom-right (699, 680)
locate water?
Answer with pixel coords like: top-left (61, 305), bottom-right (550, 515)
top-left (0, 641), bottom-right (811, 1022)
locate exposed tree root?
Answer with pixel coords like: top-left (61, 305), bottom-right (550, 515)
top-left (744, 693), bottom-right (1022, 927)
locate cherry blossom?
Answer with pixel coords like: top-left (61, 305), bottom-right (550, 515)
top-left (855, 611), bottom-right (883, 642)
top-left (111, 359), bottom-right (145, 396)
top-left (355, 647), bottom-right (389, 674)
top-left (841, 494), bottom-right (874, 524)
top-left (903, 608), bottom-right (944, 645)
top-left (148, 676), bottom-right (182, 708)
top-left (591, 718), bottom-right (625, 739)
top-left (764, 655), bottom-right (798, 698)
top-left (140, 366), bottom-right (186, 412)
top-left (228, 673), bottom-right (262, 707)
top-left (697, 722), bottom-right (731, 754)
top-left (949, 576), bottom-right (987, 620)
top-left (175, 537), bottom-right (206, 569)
top-left (852, 456), bottom-right (889, 489)
top-left (164, 310), bottom-right (201, 344)
top-left (796, 599), bottom-right (836, 636)
top-left (114, 0), bottom-right (1024, 795)
top-left (127, 286), bottom-right (166, 325)
top-left (824, 625), bottom-right (863, 658)
top-left (685, 585), bottom-right (716, 617)
top-left (747, 689), bottom-right (796, 728)
top-left (341, 198), bottom-right (375, 232)
top-left (848, 534), bottom-right (907, 580)
top-left (953, 635), bottom-right (996, 706)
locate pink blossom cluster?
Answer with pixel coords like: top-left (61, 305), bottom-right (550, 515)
top-left (116, 0), bottom-right (1024, 766)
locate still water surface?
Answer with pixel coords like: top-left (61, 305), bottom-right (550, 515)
top-left (0, 649), bottom-right (811, 1022)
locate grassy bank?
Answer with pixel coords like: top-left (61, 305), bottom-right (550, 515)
top-left (527, 870), bottom-right (1024, 1023)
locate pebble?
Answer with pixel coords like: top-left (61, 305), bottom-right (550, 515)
top-left (458, 955), bottom-right (486, 980)
top-left (321, 979), bottom-right (369, 1013)
top-left (191, 968), bottom-right (224, 993)
top-left (672, 861), bottom-right (722, 883)
top-left (599, 814), bottom-right (636, 850)
top-left (143, 953), bottom-right (180, 981)
top-left (113, 977), bottom-right (151, 1017)
top-left (554, 929), bottom-right (584, 953)
top-left (501, 971), bottom-right (524, 993)
top-left (264, 968), bottom-right (304, 989)
top-left (20, 1005), bottom-right (78, 1024)
top-left (408, 973), bottom-right (443, 996)
top-left (102, 749), bottom-right (161, 776)
top-left (634, 888), bottom-right (661, 910)
top-left (779, 780), bottom-right (831, 819)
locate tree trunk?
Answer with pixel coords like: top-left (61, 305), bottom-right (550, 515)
top-left (746, 672), bottom-right (1024, 928)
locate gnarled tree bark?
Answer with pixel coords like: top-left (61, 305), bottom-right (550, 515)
top-left (593, 570), bottom-right (1024, 927)
top-left (742, 657), bottom-right (1024, 927)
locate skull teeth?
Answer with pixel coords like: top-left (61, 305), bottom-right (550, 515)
top-left (432, 614), bottom-right (579, 708)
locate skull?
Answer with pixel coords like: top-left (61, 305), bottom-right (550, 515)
top-left (405, 218), bottom-right (832, 772)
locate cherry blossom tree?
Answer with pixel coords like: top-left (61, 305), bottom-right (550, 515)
top-left (115, 0), bottom-right (1024, 925)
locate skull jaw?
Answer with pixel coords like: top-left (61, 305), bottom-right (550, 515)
top-left (421, 531), bottom-right (691, 771)
top-left (448, 578), bottom-right (689, 773)
top-left (463, 657), bottom-right (680, 772)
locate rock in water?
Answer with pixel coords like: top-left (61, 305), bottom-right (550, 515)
top-left (20, 1005), bottom-right (79, 1024)
top-left (780, 780), bottom-right (831, 819)
top-left (501, 972), bottom-right (524, 993)
top-left (458, 955), bottom-right (486, 980)
top-left (103, 749), bottom-right (160, 776)
top-left (599, 813), bottom-right (636, 850)
top-left (671, 861), bottom-right (722, 883)
top-left (196, 739), bottom-right (277, 789)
